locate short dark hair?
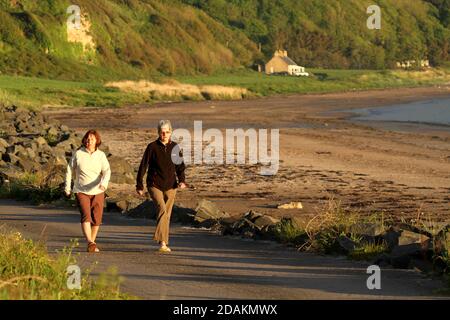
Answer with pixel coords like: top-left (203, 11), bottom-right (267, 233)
top-left (81, 130), bottom-right (102, 149)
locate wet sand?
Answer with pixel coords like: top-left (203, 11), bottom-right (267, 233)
top-left (44, 86), bottom-right (450, 222)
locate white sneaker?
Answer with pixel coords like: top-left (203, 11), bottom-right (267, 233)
top-left (158, 246), bottom-right (171, 253)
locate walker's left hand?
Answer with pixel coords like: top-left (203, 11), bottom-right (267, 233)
top-left (99, 185), bottom-right (106, 191)
top-left (178, 182), bottom-right (187, 189)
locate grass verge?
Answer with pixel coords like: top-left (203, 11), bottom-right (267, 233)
top-left (0, 227), bottom-right (133, 300)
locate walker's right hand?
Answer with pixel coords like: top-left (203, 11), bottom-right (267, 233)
top-left (136, 189), bottom-right (144, 196)
top-left (64, 191), bottom-right (71, 198)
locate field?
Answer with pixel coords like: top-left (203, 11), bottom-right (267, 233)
top-left (1, 67), bottom-right (449, 109)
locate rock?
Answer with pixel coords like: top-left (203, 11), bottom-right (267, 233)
top-left (338, 235), bottom-right (357, 253)
top-left (107, 155), bottom-right (135, 184)
top-left (382, 226), bottom-right (401, 250)
top-left (277, 201), bottom-right (303, 209)
top-left (253, 214), bottom-right (280, 230)
top-left (7, 136), bottom-right (19, 145)
top-left (47, 126), bottom-right (59, 137)
top-left (243, 210), bottom-right (264, 222)
top-left (388, 239), bottom-right (433, 269)
top-left (126, 199), bottom-right (156, 219)
top-left (34, 136), bottom-right (48, 146)
top-left (25, 147), bottom-right (37, 160)
top-left (194, 199), bottom-right (230, 223)
top-left (172, 204), bottom-right (196, 223)
top-left (232, 218), bottom-right (258, 234)
top-left (0, 163), bottom-right (23, 183)
top-left (2, 153), bottom-right (20, 165)
top-left (349, 222), bottom-right (386, 237)
top-left (40, 160), bottom-right (66, 188)
top-left (0, 137), bottom-right (9, 150)
top-left (221, 214), bottom-right (245, 226)
top-left (391, 243), bottom-right (422, 257)
top-left (6, 144), bottom-right (25, 156)
top-left (16, 158), bottom-right (41, 172)
top-left (398, 230), bottom-right (429, 246)
top-left (433, 224), bottom-right (450, 256)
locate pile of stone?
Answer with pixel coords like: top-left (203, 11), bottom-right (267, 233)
top-left (188, 198), bottom-right (450, 272)
top-left (114, 193), bottom-right (449, 272)
top-left (0, 104), bottom-right (135, 190)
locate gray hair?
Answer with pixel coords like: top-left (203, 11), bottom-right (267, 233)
top-left (158, 120), bottom-right (172, 133)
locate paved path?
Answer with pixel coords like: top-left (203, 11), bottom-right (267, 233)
top-left (0, 199), bottom-right (447, 299)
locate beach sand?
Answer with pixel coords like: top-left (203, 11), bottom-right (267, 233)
top-left (44, 86), bottom-right (450, 222)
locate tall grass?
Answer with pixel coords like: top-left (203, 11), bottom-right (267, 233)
top-left (0, 227), bottom-right (133, 299)
top-left (0, 171), bottom-right (63, 204)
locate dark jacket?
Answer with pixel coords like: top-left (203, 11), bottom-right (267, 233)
top-left (136, 139), bottom-right (186, 191)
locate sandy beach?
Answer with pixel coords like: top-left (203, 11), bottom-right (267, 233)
top-left (43, 86), bottom-right (450, 223)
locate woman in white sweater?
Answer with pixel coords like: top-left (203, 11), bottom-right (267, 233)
top-left (65, 130), bottom-right (111, 253)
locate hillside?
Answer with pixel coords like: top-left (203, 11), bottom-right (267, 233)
top-left (183, 0), bottom-right (450, 69)
top-left (0, 0), bottom-right (258, 80)
top-left (0, 0), bottom-right (449, 80)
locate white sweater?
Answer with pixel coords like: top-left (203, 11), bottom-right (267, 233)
top-left (65, 147), bottom-right (111, 195)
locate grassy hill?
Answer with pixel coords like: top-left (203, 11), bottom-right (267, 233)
top-left (0, 0), bottom-right (259, 80)
top-left (182, 0), bottom-right (450, 69)
top-left (0, 0), bottom-right (449, 81)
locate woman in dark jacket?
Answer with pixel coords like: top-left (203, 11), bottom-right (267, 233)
top-left (136, 120), bottom-right (186, 253)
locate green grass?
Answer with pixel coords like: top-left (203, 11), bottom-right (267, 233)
top-left (349, 241), bottom-right (389, 261)
top-left (0, 227), bottom-right (133, 299)
top-left (271, 217), bottom-right (307, 245)
top-left (1, 67), bottom-right (449, 110)
top-left (0, 75), bottom-right (150, 109)
top-left (177, 67), bottom-right (450, 96)
top-left (0, 171), bottom-right (63, 204)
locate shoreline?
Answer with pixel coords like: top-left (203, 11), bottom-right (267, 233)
top-left (43, 85), bottom-right (450, 222)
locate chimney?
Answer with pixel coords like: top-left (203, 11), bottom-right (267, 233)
top-left (283, 50), bottom-right (288, 57)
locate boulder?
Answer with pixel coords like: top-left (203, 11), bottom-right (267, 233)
top-left (398, 230), bottom-right (429, 246)
top-left (172, 203), bottom-right (196, 223)
top-left (0, 137), bottom-right (9, 151)
top-left (337, 235), bottom-right (357, 253)
top-left (40, 160), bottom-right (66, 188)
top-left (0, 163), bottom-right (23, 183)
top-left (382, 226), bottom-right (401, 250)
top-left (253, 214), bottom-right (281, 230)
top-left (6, 144), bottom-right (25, 156)
top-left (194, 199), bottom-right (229, 223)
top-left (243, 210), bottom-right (264, 222)
top-left (388, 240), bottom-right (432, 269)
top-left (126, 199), bottom-right (157, 219)
top-left (349, 222), bottom-right (386, 237)
top-left (47, 126), bottom-right (59, 138)
top-left (34, 136), bottom-right (48, 146)
top-left (107, 155), bottom-right (135, 184)
top-left (2, 153), bottom-right (20, 165)
top-left (228, 217), bottom-right (259, 236)
top-left (433, 224), bottom-right (450, 256)
top-left (16, 157), bottom-right (41, 173)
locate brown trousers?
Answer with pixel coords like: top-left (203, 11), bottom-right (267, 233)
top-left (75, 192), bottom-right (105, 226)
top-left (149, 186), bottom-right (176, 245)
